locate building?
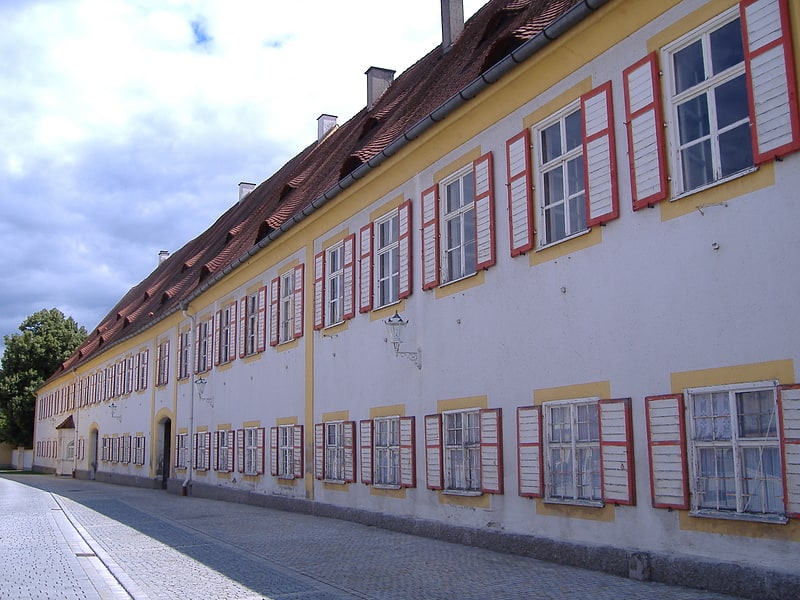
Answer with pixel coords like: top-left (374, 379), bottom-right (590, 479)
top-left (34, 0), bottom-right (800, 597)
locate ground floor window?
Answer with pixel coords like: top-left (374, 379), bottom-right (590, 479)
top-left (443, 410), bottom-right (481, 493)
top-left (175, 433), bottom-right (188, 469)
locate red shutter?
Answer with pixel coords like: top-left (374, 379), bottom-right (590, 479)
top-left (134, 353), bottom-right (141, 391)
top-left (256, 286), bottom-right (267, 353)
top-left (517, 406), bottom-right (543, 497)
top-left (176, 330), bottom-right (184, 378)
top-left (270, 427), bottom-right (278, 476)
top-left (313, 252), bottom-right (325, 330)
top-left (343, 234), bottom-right (356, 321)
top-left (293, 424), bottom-right (304, 478)
top-left (269, 277), bottom-right (280, 347)
top-left (174, 434), bottom-right (181, 468)
top-left (399, 416), bottom-right (416, 488)
top-left (227, 431), bottom-right (234, 473)
top-left (194, 324), bottom-right (201, 374)
top-left (473, 152), bottom-right (496, 270)
top-left (238, 297), bottom-right (247, 358)
top-left (480, 408), bottom-right (503, 494)
top-left (506, 130), bottom-right (534, 256)
top-left (398, 200), bottom-right (412, 299)
top-left (424, 414), bottom-right (443, 490)
top-left (624, 53), bottom-right (668, 210)
top-left (212, 430), bottom-right (220, 471)
top-left (293, 264), bottom-right (305, 339)
top-left (599, 398), bottom-right (636, 505)
top-left (213, 311), bottom-right (221, 366)
top-left (646, 394), bottom-right (689, 510)
top-left (420, 184), bottom-right (440, 290)
top-left (741, 0), bottom-right (800, 163)
top-left (229, 302), bottom-right (237, 361)
top-left (582, 81), bottom-right (619, 227)
top-left (236, 429), bottom-right (245, 474)
top-left (359, 419), bottom-right (373, 484)
top-left (314, 423), bottom-right (324, 479)
top-left (344, 420), bottom-right (356, 483)
top-left (778, 384), bottom-right (800, 517)
top-left (359, 223), bottom-right (373, 313)
top-left (257, 427), bottom-right (265, 475)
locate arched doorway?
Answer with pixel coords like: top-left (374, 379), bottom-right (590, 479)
top-left (157, 418), bottom-right (171, 489)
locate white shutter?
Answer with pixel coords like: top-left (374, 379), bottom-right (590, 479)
top-left (398, 200), bottom-right (412, 299)
top-left (420, 185), bottom-right (439, 290)
top-left (257, 427), bottom-right (265, 475)
top-left (343, 234), bottom-right (356, 320)
top-left (399, 416), bottom-right (416, 488)
top-left (480, 408), bottom-right (503, 494)
top-left (269, 277), bottom-right (280, 347)
top-left (212, 430), bottom-right (220, 471)
top-left (236, 429), bottom-right (245, 474)
top-left (293, 424), bottom-right (304, 478)
top-left (517, 406), bottom-right (543, 497)
top-left (270, 427), bottom-right (279, 476)
top-left (359, 223), bottom-right (373, 313)
top-left (213, 311), bottom-right (221, 366)
top-left (778, 384), bottom-right (800, 517)
top-left (473, 152), bottom-right (495, 270)
top-left (293, 264), bottom-right (305, 339)
top-left (314, 423), bottom-right (324, 479)
top-left (599, 398), bottom-right (635, 505)
top-left (506, 131), bottom-right (534, 256)
top-left (238, 297), bottom-right (247, 358)
top-left (313, 252), bottom-right (325, 330)
top-left (624, 53), bottom-right (668, 210)
top-left (360, 419), bottom-right (373, 484)
top-left (582, 82), bottom-right (619, 226)
top-left (742, 0), bottom-right (800, 162)
top-left (229, 302), bottom-right (237, 360)
top-left (424, 414), bottom-right (443, 490)
top-left (344, 421), bottom-right (356, 483)
top-left (646, 394), bottom-right (689, 509)
top-left (256, 286), bottom-right (267, 353)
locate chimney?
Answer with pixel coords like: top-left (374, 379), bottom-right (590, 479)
top-left (441, 0), bottom-right (464, 53)
top-left (317, 114), bottom-right (338, 142)
top-left (158, 250), bottom-right (170, 265)
top-left (238, 182), bottom-right (256, 203)
top-left (365, 66), bottom-right (395, 110)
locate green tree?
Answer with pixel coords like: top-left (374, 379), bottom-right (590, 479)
top-left (0, 309), bottom-right (86, 447)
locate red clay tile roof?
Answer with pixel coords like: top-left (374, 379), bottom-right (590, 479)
top-left (52, 0), bottom-right (581, 379)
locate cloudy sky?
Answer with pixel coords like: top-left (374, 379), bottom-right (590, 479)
top-left (0, 0), bottom-right (485, 357)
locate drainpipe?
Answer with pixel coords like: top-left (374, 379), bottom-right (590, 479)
top-left (71, 368), bottom-right (79, 477)
top-left (180, 302), bottom-right (196, 495)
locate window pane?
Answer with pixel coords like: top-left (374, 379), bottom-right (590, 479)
top-left (551, 448), bottom-right (573, 498)
top-left (446, 180), bottom-right (461, 212)
top-left (681, 140), bottom-right (713, 191)
top-left (710, 18), bottom-right (744, 75)
top-left (715, 75), bottom-right (749, 130)
top-left (565, 110), bottom-right (582, 152)
top-left (742, 447), bottom-right (783, 514)
top-left (719, 124), bottom-right (754, 177)
top-left (541, 122), bottom-right (562, 162)
top-left (677, 95), bottom-right (710, 144)
top-left (543, 168), bottom-right (564, 207)
top-left (697, 447), bottom-right (736, 510)
top-left (737, 390), bottom-right (778, 438)
top-left (674, 39), bottom-right (705, 94)
top-left (568, 194), bottom-right (586, 235)
top-left (463, 207), bottom-right (476, 274)
top-left (463, 171), bottom-right (475, 205)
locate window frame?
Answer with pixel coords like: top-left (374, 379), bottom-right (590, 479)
top-left (374, 212), bottom-right (400, 308)
top-left (442, 409), bottom-right (482, 495)
top-left (373, 416), bottom-right (402, 488)
top-left (178, 330), bottom-right (191, 380)
top-left (156, 339), bottom-right (170, 386)
top-left (439, 166), bottom-right (477, 285)
top-left (325, 243), bottom-right (345, 327)
top-left (174, 433), bottom-right (188, 470)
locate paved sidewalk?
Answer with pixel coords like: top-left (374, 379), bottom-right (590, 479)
top-left (1, 474), bottom-right (742, 599)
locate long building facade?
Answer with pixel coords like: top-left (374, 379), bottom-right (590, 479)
top-left (34, 0), bottom-right (800, 597)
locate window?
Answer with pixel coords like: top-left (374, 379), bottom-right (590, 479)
top-left (359, 202), bottom-right (411, 313)
top-left (216, 304), bottom-right (234, 364)
top-left (270, 266), bottom-right (304, 345)
top-left (241, 287), bottom-right (267, 356)
top-left (237, 427), bottom-right (264, 476)
top-left (121, 435), bottom-right (131, 464)
top-left (270, 424), bottom-right (303, 479)
top-left (666, 10), bottom-right (753, 194)
top-left (441, 167), bottom-right (476, 283)
top-left (374, 417), bottom-right (401, 487)
top-left (215, 429), bottom-right (233, 472)
top-left (423, 409), bottom-right (503, 495)
top-left (178, 330), bottom-right (191, 380)
top-left (194, 431), bottom-right (210, 471)
top-left (374, 214), bottom-right (399, 307)
top-left (245, 293), bottom-right (258, 355)
top-left (66, 440), bottom-right (75, 461)
top-left (544, 399), bottom-right (601, 504)
top-left (314, 237), bottom-right (355, 330)
top-left (314, 421), bottom-right (355, 483)
top-left (133, 436), bottom-right (145, 466)
top-left (156, 340), bottom-right (169, 386)
top-left (101, 437), bottom-right (110, 462)
top-left (135, 349), bottom-right (149, 391)
top-left (326, 244), bottom-right (344, 326)
top-left (196, 317), bottom-right (213, 373)
top-left (280, 272), bottom-right (294, 342)
top-left (124, 356), bottom-right (134, 394)
top-left (174, 433), bottom-right (188, 469)
top-left (325, 421), bottom-right (345, 482)
top-left (688, 383), bottom-right (782, 517)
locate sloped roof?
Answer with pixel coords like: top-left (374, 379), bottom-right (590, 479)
top-left (53, 0), bottom-right (583, 379)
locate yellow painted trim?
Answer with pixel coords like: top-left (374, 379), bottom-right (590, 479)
top-left (679, 510), bottom-right (800, 540)
top-left (437, 396), bottom-right (488, 412)
top-left (246, 281), bottom-right (265, 295)
top-left (369, 299), bottom-right (407, 322)
top-left (322, 410), bottom-right (349, 422)
top-left (530, 227), bottom-right (602, 266)
top-left (369, 194), bottom-right (406, 221)
top-left (439, 492), bottom-right (491, 509)
top-left (242, 475), bottom-right (259, 483)
top-left (178, 427), bottom-right (187, 435)
top-left (434, 271), bottom-right (486, 299)
top-left (216, 361), bottom-right (233, 373)
top-left (215, 423), bottom-right (232, 430)
top-left (670, 360), bottom-right (795, 394)
top-left (278, 258), bottom-right (300, 273)
top-left (433, 147), bottom-right (481, 182)
top-left (322, 228), bottom-right (350, 250)
top-left (241, 353), bottom-right (262, 364)
top-left (371, 487), bottom-right (407, 499)
top-left (277, 476), bottom-right (299, 487)
top-left (323, 482), bottom-right (350, 492)
top-left (536, 500), bottom-right (616, 522)
top-left (533, 381), bottom-right (611, 405)
top-left (647, 0), bottom-right (738, 53)
top-left (196, 425), bottom-right (208, 433)
top-left (369, 405), bottom-right (406, 419)
top-left (522, 78), bottom-right (592, 130)
top-left (321, 321), bottom-right (349, 336)
top-left (242, 420), bottom-right (260, 428)
top-left (216, 472), bottom-right (232, 480)
top-left (276, 416), bottom-right (298, 426)
top-left (276, 338), bottom-right (299, 353)
top-left (660, 164), bottom-right (775, 221)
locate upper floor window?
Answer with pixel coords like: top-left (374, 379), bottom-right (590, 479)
top-left (135, 349), bottom-right (149, 391)
top-left (535, 104), bottom-right (587, 246)
top-left (270, 266), bottom-right (304, 346)
top-left (178, 330), bottom-right (191, 380)
top-left (217, 304), bottom-right (235, 364)
top-left (280, 271), bottom-right (294, 342)
top-left (376, 213), bottom-right (400, 307)
top-left (359, 203), bottom-right (411, 313)
top-left (666, 10), bottom-right (753, 194)
top-left (244, 293), bottom-right (258, 355)
top-left (196, 317), bottom-right (213, 373)
top-left (156, 339), bottom-right (170, 386)
top-left (326, 244), bottom-right (344, 326)
top-left (314, 237), bottom-right (354, 330)
top-left (441, 167), bottom-right (476, 283)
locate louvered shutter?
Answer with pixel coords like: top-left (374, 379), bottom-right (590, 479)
top-left (256, 286), bottom-right (267, 353)
top-left (778, 384), bottom-right (800, 517)
top-left (359, 223), bottom-right (373, 313)
top-left (473, 153), bottom-right (496, 270)
top-left (480, 408), bottom-right (503, 494)
top-left (399, 416), bottom-right (416, 488)
top-left (192, 433), bottom-right (198, 469)
top-left (213, 311), bottom-right (222, 366)
top-left (226, 431), bottom-right (234, 473)
top-left (424, 414), bottom-right (443, 490)
top-left (176, 331), bottom-right (184, 378)
top-left (343, 234), bottom-right (356, 320)
top-left (293, 425), bottom-right (304, 478)
top-left (293, 264), bottom-right (305, 338)
top-left (741, 0), bottom-right (800, 163)
top-left (599, 398), bottom-right (636, 505)
top-left (236, 429), bottom-right (245, 473)
top-left (420, 185), bottom-right (440, 290)
top-left (238, 297), bottom-right (247, 358)
top-left (314, 423), bottom-right (324, 479)
top-left (174, 435), bottom-right (181, 468)
top-left (343, 421), bottom-right (356, 483)
top-left (582, 82), bottom-right (619, 226)
top-left (360, 419), bottom-right (373, 484)
top-left (143, 349), bottom-right (149, 388)
top-left (313, 252), bottom-right (325, 330)
top-left (517, 406), bottom-right (543, 497)
top-left (229, 302), bottom-right (237, 360)
top-left (624, 53), bottom-right (668, 210)
top-left (134, 353), bottom-right (141, 391)
top-left (646, 394), bottom-right (689, 509)
top-left (78, 438), bottom-right (84, 461)
top-left (194, 325), bottom-right (201, 374)
top-left (269, 277), bottom-right (280, 347)
top-left (213, 430), bottom-right (220, 470)
top-left (398, 200), bottom-right (412, 299)
top-left (270, 426), bottom-right (278, 475)
top-left (257, 427), bottom-right (265, 475)
top-left (506, 130), bottom-right (534, 256)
